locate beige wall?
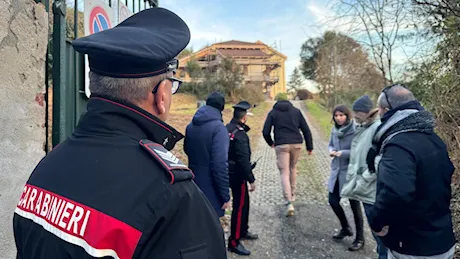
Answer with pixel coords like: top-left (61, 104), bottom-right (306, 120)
top-left (248, 64), bottom-right (263, 74)
top-left (0, 0), bottom-right (48, 257)
top-left (266, 50), bottom-right (286, 99)
top-left (273, 61), bottom-right (286, 98)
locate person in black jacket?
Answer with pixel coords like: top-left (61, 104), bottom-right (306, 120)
top-left (262, 100), bottom-right (313, 216)
top-left (366, 84), bottom-right (456, 258)
top-left (12, 8), bottom-right (226, 259)
top-left (226, 101), bottom-right (258, 256)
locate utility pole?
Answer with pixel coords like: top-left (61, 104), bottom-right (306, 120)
top-left (333, 33), bottom-right (338, 108)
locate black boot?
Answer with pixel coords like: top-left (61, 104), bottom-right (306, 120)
top-left (228, 243), bottom-right (251, 256)
top-left (348, 200), bottom-right (364, 251)
top-left (333, 227), bottom-right (353, 240)
top-left (348, 239), bottom-right (365, 251)
top-left (242, 231), bottom-right (258, 240)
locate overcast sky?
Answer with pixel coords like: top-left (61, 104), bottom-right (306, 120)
top-left (73, 0), bottom-right (423, 90)
top-left (161, 0), bottom-right (336, 89)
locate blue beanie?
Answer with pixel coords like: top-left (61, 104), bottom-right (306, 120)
top-left (206, 92), bottom-right (225, 112)
top-left (352, 95), bottom-right (373, 113)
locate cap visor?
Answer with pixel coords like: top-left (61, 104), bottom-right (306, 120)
top-left (247, 112), bottom-right (254, 116)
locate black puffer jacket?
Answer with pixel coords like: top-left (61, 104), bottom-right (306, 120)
top-left (262, 101), bottom-right (313, 151)
top-left (367, 101), bottom-right (456, 256)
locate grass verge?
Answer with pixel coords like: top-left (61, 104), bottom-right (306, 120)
top-left (305, 100), bottom-right (333, 139)
top-left (167, 94), bottom-right (271, 163)
top-left (296, 153), bottom-right (327, 201)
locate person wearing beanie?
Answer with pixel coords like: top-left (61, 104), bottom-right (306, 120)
top-left (206, 92), bottom-right (225, 112)
top-left (352, 95), bottom-right (374, 113)
top-left (184, 92), bottom-right (231, 218)
top-left (340, 95), bottom-right (386, 257)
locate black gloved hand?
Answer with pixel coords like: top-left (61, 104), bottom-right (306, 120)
top-left (366, 146), bottom-right (378, 173)
top-left (251, 162), bottom-right (257, 170)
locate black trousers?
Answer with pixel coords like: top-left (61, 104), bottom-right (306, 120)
top-left (328, 180), bottom-right (364, 241)
top-left (229, 179), bottom-right (249, 247)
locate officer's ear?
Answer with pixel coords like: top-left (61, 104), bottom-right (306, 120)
top-left (153, 79), bottom-right (172, 121)
top-left (243, 113), bottom-right (248, 123)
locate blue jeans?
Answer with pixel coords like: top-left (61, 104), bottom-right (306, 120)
top-left (363, 203), bottom-right (388, 259)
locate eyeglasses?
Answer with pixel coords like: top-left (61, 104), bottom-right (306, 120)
top-left (381, 83), bottom-right (407, 110)
top-left (151, 59), bottom-right (182, 95)
top-left (152, 77), bottom-right (183, 95)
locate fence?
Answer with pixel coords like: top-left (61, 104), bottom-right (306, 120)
top-left (48, 0), bottom-right (158, 150)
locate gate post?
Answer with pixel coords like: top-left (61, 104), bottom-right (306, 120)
top-left (52, 0), bottom-right (67, 147)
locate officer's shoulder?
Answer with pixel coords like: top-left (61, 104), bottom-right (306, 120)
top-left (227, 123), bottom-right (245, 133)
top-left (233, 126), bottom-right (248, 138)
top-left (139, 139), bottom-right (194, 185)
top-left (226, 122), bottom-right (239, 131)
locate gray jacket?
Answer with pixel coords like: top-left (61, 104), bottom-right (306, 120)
top-left (328, 122), bottom-right (356, 193)
top-left (340, 112), bottom-right (381, 204)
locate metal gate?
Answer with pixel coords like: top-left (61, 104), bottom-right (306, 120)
top-left (49, 0), bottom-right (158, 150)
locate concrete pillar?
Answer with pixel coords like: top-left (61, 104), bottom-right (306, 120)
top-left (0, 0), bottom-right (48, 257)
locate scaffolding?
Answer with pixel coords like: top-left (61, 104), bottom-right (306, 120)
top-left (178, 41), bottom-right (284, 99)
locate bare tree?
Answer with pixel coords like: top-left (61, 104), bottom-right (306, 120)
top-left (335, 0), bottom-right (423, 83)
top-left (311, 31), bottom-right (385, 108)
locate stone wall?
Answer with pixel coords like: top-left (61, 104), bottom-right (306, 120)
top-left (0, 0), bottom-right (48, 257)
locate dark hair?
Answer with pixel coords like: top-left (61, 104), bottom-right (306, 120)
top-left (332, 105), bottom-right (352, 128)
top-left (233, 109), bottom-right (247, 120)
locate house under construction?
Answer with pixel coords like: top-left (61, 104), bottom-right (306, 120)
top-left (177, 40), bottom-right (287, 100)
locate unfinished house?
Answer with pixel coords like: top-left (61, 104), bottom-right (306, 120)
top-left (177, 40), bottom-right (287, 100)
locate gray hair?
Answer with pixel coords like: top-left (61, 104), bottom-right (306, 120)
top-left (89, 71), bottom-right (173, 104)
top-left (377, 84), bottom-right (416, 109)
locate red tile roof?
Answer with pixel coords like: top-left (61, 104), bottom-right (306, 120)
top-left (218, 49), bottom-right (269, 57)
top-left (217, 40), bottom-right (261, 46)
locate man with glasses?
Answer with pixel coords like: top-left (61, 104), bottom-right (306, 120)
top-left (366, 84), bottom-right (456, 259)
top-left (13, 8), bottom-right (226, 259)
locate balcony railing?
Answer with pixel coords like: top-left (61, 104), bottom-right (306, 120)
top-left (244, 75), bottom-right (279, 83)
top-left (181, 74), bottom-right (279, 83)
top-left (185, 59), bottom-right (281, 68)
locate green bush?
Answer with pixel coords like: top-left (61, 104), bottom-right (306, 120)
top-left (180, 82), bottom-right (209, 100)
top-left (275, 92), bottom-right (288, 101)
top-left (180, 82), bottom-right (266, 105)
top-left (319, 88), bottom-right (379, 109)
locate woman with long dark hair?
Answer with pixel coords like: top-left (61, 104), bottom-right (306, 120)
top-left (327, 105), bottom-right (364, 251)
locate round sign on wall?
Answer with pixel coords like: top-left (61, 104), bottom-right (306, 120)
top-left (89, 6), bottom-right (112, 35)
top-left (119, 4), bottom-right (132, 22)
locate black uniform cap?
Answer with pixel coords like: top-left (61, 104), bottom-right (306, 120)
top-left (233, 101), bottom-right (252, 111)
top-left (71, 7), bottom-right (191, 78)
top-left (233, 101), bottom-right (254, 116)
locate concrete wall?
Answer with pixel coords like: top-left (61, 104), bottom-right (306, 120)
top-left (0, 0), bottom-right (48, 257)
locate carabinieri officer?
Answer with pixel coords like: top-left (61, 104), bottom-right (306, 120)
top-left (13, 7), bottom-right (226, 259)
top-left (226, 101), bottom-right (259, 256)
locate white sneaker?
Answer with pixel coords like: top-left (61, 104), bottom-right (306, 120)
top-left (286, 203), bottom-right (295, 217)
